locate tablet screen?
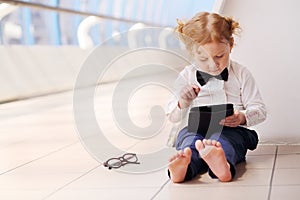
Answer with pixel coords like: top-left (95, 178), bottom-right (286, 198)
top-left (188, 103), bottom-right (234, 136)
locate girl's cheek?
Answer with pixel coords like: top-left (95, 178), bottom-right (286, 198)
top-left (197, 64), bottom-right (209, 72)
top-left (196, 59), bottom-right (208, 68)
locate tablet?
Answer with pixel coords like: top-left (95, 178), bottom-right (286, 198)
top-left (187, 103), bottom-right (234, 136)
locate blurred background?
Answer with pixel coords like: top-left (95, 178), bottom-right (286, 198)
top-left (0, 0), bottom-right (216, 102)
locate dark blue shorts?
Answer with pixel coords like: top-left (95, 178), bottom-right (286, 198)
top-left (168, 126), bottom-right (258, 181)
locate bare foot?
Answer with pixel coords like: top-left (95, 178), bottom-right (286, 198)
top-left (195, 139), bottom-right (232, 182)
top-left (168, 147), bottom-right (192, 183)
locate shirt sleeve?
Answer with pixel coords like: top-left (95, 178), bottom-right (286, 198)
top-left (165, 67), bottom-right (191, 123)
top-left (240, 67), bottom-right (267, 127)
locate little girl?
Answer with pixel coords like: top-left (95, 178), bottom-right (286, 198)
top-left (166, 12), bottom-right (267, 183)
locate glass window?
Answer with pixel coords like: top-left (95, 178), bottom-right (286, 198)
top-left (0, 0), bottom-right (216, 46)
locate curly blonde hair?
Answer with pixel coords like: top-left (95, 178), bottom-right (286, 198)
top-left (175, 12), bottom-right (241, 54)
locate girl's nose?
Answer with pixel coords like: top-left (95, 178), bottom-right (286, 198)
top-left (208, 62), bottom-right (217, 70)
top-left (213, 59), bottom-right (219, 67)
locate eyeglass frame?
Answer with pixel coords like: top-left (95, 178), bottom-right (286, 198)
top-left (103, 153), bottom-right (140, 170)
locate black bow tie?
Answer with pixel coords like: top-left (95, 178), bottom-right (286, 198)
top-left (196, 68), bottom-right (229, 86)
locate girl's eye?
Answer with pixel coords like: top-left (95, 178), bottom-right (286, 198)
top-left (216, 54), bottom-right (224, 59)
top-left (199, 57), bottom-right (208, 61)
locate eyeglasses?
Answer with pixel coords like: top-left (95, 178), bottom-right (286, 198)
top-left (103, 153), bottom-right (140, 170)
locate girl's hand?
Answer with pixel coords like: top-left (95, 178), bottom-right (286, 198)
top-left (178, 84), bottom-right (200, 109)
top-left (219, 110), bottom-right (246, 127)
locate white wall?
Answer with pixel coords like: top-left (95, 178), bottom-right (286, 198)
top-left (221, 0), bottom-right (300, 143)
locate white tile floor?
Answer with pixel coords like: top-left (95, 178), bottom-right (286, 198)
top-left (1, 90), bottom-right (300, 200)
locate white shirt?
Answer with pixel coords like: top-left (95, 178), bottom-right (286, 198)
top-left (166, 60), bottom-right (267, 127)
